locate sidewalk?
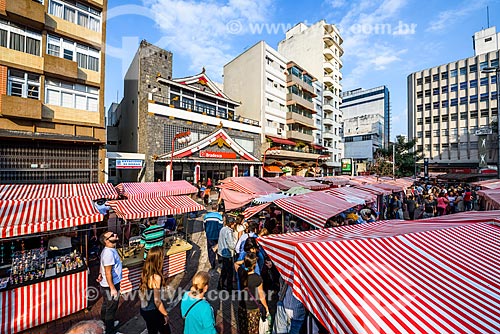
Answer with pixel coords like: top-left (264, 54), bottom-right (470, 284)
top-left (21, 205), bottom-right (239, 334)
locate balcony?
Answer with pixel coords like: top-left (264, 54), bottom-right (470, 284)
top-left (323, 131), bottom-right (334, 139)
top-left (286, 93), bottom-right (314, 112)
top-left (44, 55), bottom-right (78, 79)
top-left (5, 0), bottom-right (45, 28)
top-left (324, 75), bottom-right (335, 86)
top-left (323, 102), bottom-right (335, 112)
top-left (288, 130), bottom-right (313, 143)
top-left (323, 116), bottom-right (334, 126)
top-left (286, 74), bottom-right (316, 96)
top-left (323, 35), bottom-right (334, 47)
top-left (324, 61), bottom-right (334, 74)
top-left (286, 112), bottom-right (315, 128)
top-left (323, 48), bottom-right (334, 61)
top-left (1, 95), bottom-right (42, 120)
top-left (323, 89), bottom-right (334, 98)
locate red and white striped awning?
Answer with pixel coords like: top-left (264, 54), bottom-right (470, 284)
top-left (354, 184), bottom-right (392, 196)
top-left (0, 197), bottom-right (103, 238)
top-left (107, 196), bottom-right (204, 220)
top-left (0, 183), bottom-right (118, 201)
top-left (262, 178), bottom-right (302, 191)
top-left (115, 181), bottom-right (197, 199)
top-left (326, 187), bottom-right (377, 204)
top-left (243, 203), bottom-right (272, 219)
top-left (295, 180), bottom-right (329, 190)
top-left (274, 191), bottom-right (356, 228)
top-left (258, 216), bottom-right (500, 334)
top-left (218, 177), bottom-right (279, 195)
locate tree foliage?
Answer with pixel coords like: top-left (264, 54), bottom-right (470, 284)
top-left (371, 135), bottom-right (423, 177)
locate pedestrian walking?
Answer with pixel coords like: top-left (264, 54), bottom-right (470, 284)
top-left (181, 271), bottom-right (217, 334)
top-left (203, 204), bottom-right (224, 270)
top-left (217, 219), bottom-right (236, 291)
top-left (139, 246), bottom-right (171, 334)
top-left (98, 231), bottom-right (123, 334)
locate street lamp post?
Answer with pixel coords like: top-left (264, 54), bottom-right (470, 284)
top-left (482, 66), bottom-right (500, 179)
top-left (169, 131), bottom-right (191, 181)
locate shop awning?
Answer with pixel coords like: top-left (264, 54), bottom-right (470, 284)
top-left (0, 183), bottom-right (118, 201)
top-left (116, 181), bottom-right (197, 199)
top-left (264, 166), bottom-right (283, 173)
top-left (266, 136), bottom-right (296, 146)
top-left (258, 216), bottom-right (500, 334)
top-left (218, 177), bottom-right (279, 195)
top-left (326, 187), bottom-right (377, 204)
top-left (312, 144), bottom-right (327, 150)
top-left (274, 191), bottom-right (356, 228)
top-left (107, 196), bottom-right (204, 220)
top-left (243, 203), bottom-right (272, 219)
top-left (0, 197), bottom-right (103, 238)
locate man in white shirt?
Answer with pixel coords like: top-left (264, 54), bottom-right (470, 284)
top-left (98, 231), bottom-right (123, 334)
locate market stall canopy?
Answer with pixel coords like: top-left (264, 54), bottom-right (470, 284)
top-left (0, 197), bottom-right (103, 238)
top-left (242, 202), bottom-right (272, 219)
top-left (0, 183), bottom-right (118, 201)
top-left (115, 181), bottom-right (197, 199)
top-left (477, 189), bottom-right (500, 210)
top-left (283, 186), bottom-right (313, 196)
top-left (314, 176), bottom-right (351, 187)
top-left (253, 193), bottom-right (290, 204)
top-left (218, 177), bottom-right (279, 195)
top-left (295, 180), bottom-right (329, 190)
top-left (274, 191), bottom-right (356, 228)
top-left (107, 196), bottom-right (204, 220)
top-left (262, 178), bottom-right (303, 191)
top-left (325, 187), bottom-right (377, 204)
top-left (263, 166), bottom-right (283, 174)
top-left (258, 214), bottom-right (500, 334)
top-left (219, 188), bottom-right (256, 211)
top-left (473, 179), bottom-right (500, 189)
top-left (354, 184), bottom-right (393, 196)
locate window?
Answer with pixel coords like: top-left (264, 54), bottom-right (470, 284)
top-left (469, 64), bottom-right (477, 73)
top-left (417, 105), bottom-right (423, 112)
top-left (493, 91), bottom-right (498, 100)
top-left (442, 100), bottom-right (449, 108)
top-left (480, 93), bottom-right (489, 101)
top-left (460, 112), bottom-right (467, 119)
top-left (425, 131), bottom-right (431, 138)
top-left (441, 85), bottom-right (448, 93)
top-left (470, 111), bottom-right (478, 119)
top-left (417, 118), bottom-right (423, 125)
top-left (45, 78), bottom-right (99, 111)
top-left (481, 109), bottom-right (489, 117)
top-left (470, 95), bottom-right (478, 103)
top-left (416, 78), bottom-right (423, 85)
top-left (48, 0), bottom-right (101, 32)
top-left (0, 20), bottom-right (41, 56)
top-left (417, 145), bottom-right (423, 151)
top-left (451, 143), bottom-right (458, 149)
top-left (425, 76), bottom-right (431, 83)
top-left (450, 69), bottom-right (457, 77)
top-left (425, 103), bottom-right (431, 111)
top-left (460, 97), bottom-right (467, 105)
top-left (492, 75), bottom-right (498, 84)
top-left (450, 83), bottom-right (458, 92)
top-left (491, 59), bottom-right (499, 68)
top-left (451, 128), bottom-right (458, 136)
top-left (433, 116), bottom-right (440, 122)
top-left (441, 72), bottom-right (448, 80)
top-left (425, 90), bottom-right (431, 97)
top-left (480, 61), bottom-right (489, 71)
top-left (469, 79), bottom-right (478, 88)
top-left (47, 34), bottom-right (99, 71)
top-left (443, 129), bottom-right (449, 136)
top-left (7, 69), bottom-right (40, 99)
top-left (459, 67), bottom-right (467, 75)
top-left (417, 91), bottom-right (423, 98)
top-left (460, 127), bottom-right (468, 135)
top-left (433, 74), bottom-right (439, 81)
top-left (480, 77), bottom-right (489, 86)
top-left (433, 130), bottom-right (440, 137)
top-left (450, 98), bottom-right (458, 106)
top-left (442, 143), bottom-right (449, 149)
top-left (433, 88), bottom-right (440, 95)
top-left (417, 131), bottom-right (423, 138)
top-left (433, 144), bottom-right (440, 150)
top-left (425, 117), bottom-right (431, 124)
top-left (433, 102), bottom-right (440, 109)
top-left (441, 115), bottom-right (449, 122)
top-left (425, 144), bottom-right (430, 151)
top-left (459, 82), bottom-right (467, 90)
top-left (451, 114), bottom-right (458, 121)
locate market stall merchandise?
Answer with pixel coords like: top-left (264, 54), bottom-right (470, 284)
top-left (0, 197), bottom-right (103, 334)
top-left (258, 213), bottom-right (500, 334)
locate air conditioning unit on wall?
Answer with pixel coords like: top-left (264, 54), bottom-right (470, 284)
top-left (277, 128), bottom-right (283, 135)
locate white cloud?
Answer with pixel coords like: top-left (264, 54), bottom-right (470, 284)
top-left (141, 0), bottom-right (273, 78)
top-left (326, 0), bottom-right (347, 8)
top-left (426, 0), bottom-right (488, 33)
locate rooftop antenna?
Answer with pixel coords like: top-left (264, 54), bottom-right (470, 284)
top-left (487, 6), bottom-right (490, 28)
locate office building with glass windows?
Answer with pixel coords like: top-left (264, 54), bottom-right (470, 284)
top-left (0, 0), bottom-right (107, 183)
top-left (408, 27), bottom-right (499, 172)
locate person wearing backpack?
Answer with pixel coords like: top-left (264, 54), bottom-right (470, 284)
top-left (180, 271), bottom-right (217, 334)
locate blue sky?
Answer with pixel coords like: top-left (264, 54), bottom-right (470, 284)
top-left (104, 0), bottom-right (500, 138)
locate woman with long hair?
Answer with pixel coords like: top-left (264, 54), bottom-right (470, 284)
top-left (180, 271), bottom-right (217, 334)
top-left (139, 246), bottom-right (170, 334)
top-left (236, 252), bottom-right (269, 334)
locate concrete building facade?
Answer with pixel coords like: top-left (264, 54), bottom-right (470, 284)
top-left (278, 20), bottom-right (344, 171)
top-left (0, 0), bottom-right (108, 183)
top-left (341, 86), bottom-right (390, 163)
top-left (408, 27), bottom-right (499, 172)
top-left (224, 41), bottom-right (329, 177)
top-left (109, 41), bottom-right (261, 183)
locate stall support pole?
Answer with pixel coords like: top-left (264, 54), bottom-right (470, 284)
top-left (282, 213), bottom-right (285, 234)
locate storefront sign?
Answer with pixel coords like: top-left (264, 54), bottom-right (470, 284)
top-left (116, 160), bottom-right (143, 169)
top-left (199, 151), bottom-right (237, 159)
top-left (341, 158), bottom-right (352, 175)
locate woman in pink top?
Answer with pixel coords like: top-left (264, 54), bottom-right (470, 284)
top-left (436, 193), bottom-right (449, 216)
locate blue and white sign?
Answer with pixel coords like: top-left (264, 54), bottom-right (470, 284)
top-left (116, 159), bottom-right (143, 169)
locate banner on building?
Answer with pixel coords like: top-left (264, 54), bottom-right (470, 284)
top-left (341, 158), bottom-right (353, 175)
top-left (424, 158), bottom-right (429, 180)
top-left (200, 151), bottom-right (237, 159)
top-left (478, 135), bottom-right (488, 168)
top-left (116, 160), bottom-right (143, 169)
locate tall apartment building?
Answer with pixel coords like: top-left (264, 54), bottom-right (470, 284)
top-left (408, 27), bottom-right (499, 172)
top-left (278, 20), bottom-right (344, 172)
top-left (341, 86), bottom-right (390, 162)
top-left (224, 41), bottom-right (329, 176)
top-left (0, 0), bottom-right (107, 183)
